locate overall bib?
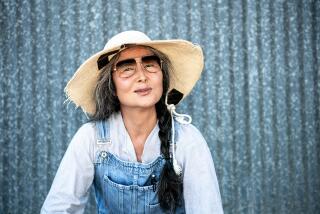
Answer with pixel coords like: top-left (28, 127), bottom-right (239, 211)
top-left (93, 120), bottom-right (185, 214)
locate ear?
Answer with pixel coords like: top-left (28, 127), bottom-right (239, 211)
top-left (167, 89), bottom-right (184, 105)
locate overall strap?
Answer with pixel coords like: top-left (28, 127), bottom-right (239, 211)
top-left (96, 120), bottom-right (111, 144)
top-left (95, 120), bottom-right (111, 162)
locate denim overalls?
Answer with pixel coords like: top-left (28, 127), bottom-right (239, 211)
top-left (93, 120), bottom-right (185, 214)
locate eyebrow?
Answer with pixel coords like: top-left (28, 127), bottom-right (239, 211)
top-left (141, 55), bottom-right (160, 63)
top-left (115, 58), bottom-right (136, 68)
top-left (116, 55), bottom-right (159, 67)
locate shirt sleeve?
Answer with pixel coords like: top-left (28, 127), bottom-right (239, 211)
top-left (41, 123), bottom-right (95, 214)
top-left (176, 124), bottom-right (224, 214)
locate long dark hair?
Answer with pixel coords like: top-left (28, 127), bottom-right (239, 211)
top-left (90, 46), bottom-right (183, 212)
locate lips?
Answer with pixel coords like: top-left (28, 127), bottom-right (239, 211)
top-left (134, 87), bottom-right (152, 95)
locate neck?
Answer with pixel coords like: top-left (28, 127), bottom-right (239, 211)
top-left (120, 106), bottom-right (158, 140)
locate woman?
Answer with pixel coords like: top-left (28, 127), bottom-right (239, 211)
top-left (41, 31), bottom-right (223, 214)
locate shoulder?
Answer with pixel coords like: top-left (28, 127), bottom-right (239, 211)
top-left (68, 122), bottom-right (97, 150)
top-left (175, 122), bottom-right (214, 167)
top-left (175, 122), bottom-right (207, 148)
top-left (64, 122), bottom-right (98, 162)
top-left (175, 122), bottom-right (212, 158)
top-left (75, 122), bottom-right (96, 138)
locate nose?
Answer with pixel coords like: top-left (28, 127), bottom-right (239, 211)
top-left (136, 62), bottom-right (147, 82)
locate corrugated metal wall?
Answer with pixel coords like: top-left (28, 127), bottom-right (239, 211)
top-left (1, 0), bottom-right (319, 213)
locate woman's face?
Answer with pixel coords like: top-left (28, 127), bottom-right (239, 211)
top-left (112, 46), bottom-right (163, 111)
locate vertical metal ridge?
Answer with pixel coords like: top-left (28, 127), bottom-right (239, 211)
top-left (59, 0), bottom-right (69, 156)
top-left (0, 1), bottom-right (5, 211)
top-left (256, 0), bottom-right (266, 212)
top-left (230, 0), bottom-right (244, 212)
top-left (274, 1), bottom-right (288, 213)
top-left (241, 0), bottom-right (251, 211)
top-left (16, 0), bottom-right (34, 212)
top-left (65, 0), bottom-right (82, 137)
top-left (47, 0), bottom-right (60, 169)
top-left (6, 1), bottom-right (19, 211)
top-left (283, 1), bottom-right (294, 211)
top-left (227, 0), bottom-right (236, 211)
top-left (311, 0), bottom-right (320, 212)
top-left (297, 1), bottom-right (308, 211)
top-left (198, 0), bottom-right (208, 135)
top-left (30, 0), bottom-right (39, 212)
top-left (269, 1), bottom-right (279, 212)
top-left (73, 0), bottom-right (84, 127)
top-left (1, 2), bottom-right (12, 212)
top-left (15, 1), bottom-right (23, 212)
top-left (212, 0), bottom-right (222, 182)
top-left (200, 0), bottom-right (215, 149)
top-left (41, 1), bottom-right (53, 210)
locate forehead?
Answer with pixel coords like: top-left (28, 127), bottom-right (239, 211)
top-left (117, 46), bottom-right (154, 61)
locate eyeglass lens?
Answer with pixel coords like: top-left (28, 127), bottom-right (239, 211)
top-left (115, 55), bottom-right (161, 78)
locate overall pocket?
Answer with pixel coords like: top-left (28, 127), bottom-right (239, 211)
top-left (103, 174), bottom-right (163, 214)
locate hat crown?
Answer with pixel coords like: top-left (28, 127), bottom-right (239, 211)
top-left (104, 31), bottom-right (151, 50)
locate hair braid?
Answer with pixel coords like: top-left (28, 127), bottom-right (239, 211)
top-left (156, 96), bottom-right (183, 212)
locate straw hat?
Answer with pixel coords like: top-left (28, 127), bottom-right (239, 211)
top-left (65, 31), bottom-right (204, 115)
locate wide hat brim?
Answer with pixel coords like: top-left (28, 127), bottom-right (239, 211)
top-left (65, 34), bottom-right (204, 115)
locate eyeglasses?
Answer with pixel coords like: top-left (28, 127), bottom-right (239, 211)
top-left (114, 55), bottom-right (162, 78)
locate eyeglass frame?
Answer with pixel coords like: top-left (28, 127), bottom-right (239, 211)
top-left (113, 54), bottom-right (163, 78)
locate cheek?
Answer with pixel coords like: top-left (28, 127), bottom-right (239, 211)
top-left (151, 73), bottom-right (164, 100)
top-left (112, 76), bottom-right (129, 97)
top-left (157, 73), bottom-right (164, 92)
top-left (112, 75), bottom-right (119, 95)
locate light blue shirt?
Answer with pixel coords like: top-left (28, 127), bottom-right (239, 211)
top-left (41, 113), bottom-right (224, 213)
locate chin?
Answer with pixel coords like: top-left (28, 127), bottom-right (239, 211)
top-left (122, 98), bottom-right (161, 109)
top-left (135, 101), bottom-right (158, 108)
